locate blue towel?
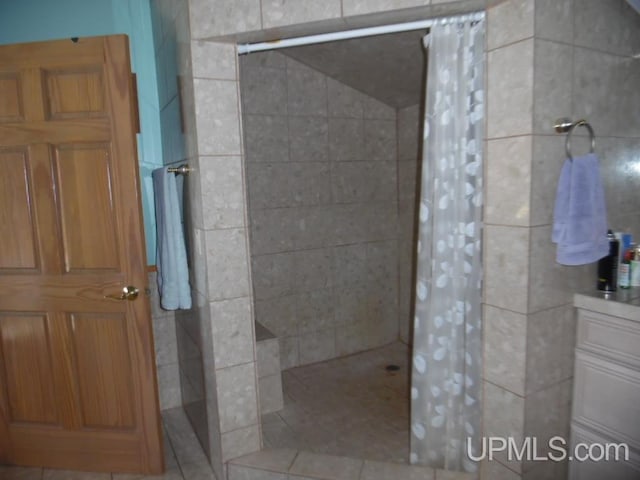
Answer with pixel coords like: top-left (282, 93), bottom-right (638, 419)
top-left (552, 153), bottom-right (609, 265)
top-left (153, 168), bottom-right (192, 310)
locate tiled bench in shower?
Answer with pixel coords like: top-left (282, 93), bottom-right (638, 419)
top-left (255, 321), bottom-right (284, 415)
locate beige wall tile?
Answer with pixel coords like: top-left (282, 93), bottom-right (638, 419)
top-left (527, 225), bottom-right (594, 313)
top-left (532, 40), bottom-right (573, 135)
top-left (186, 156), bottom-right (204, 230)
top-left (200, 156), bottom-right (246, 229)
top-left (534, 0), bottom-right (573, 44)
top-left (243, 115), bottom-right (289, 164)
top-left (216, 362), bottom-right (259, 432)
top-left (205, 228), bottom-right (250, 300)
top-left (487, 39), bottom-right (534, 139)
top-left (293, 249), bottom-right (333, 292)
top-left (342, 0), bottom-right (430, 17)
top-left (572, 48), bottom-right (619, 138)
top-left (484, 225), bottom-right (530, 313)
top-left (189, 0), bottom-right (261, 39)
top-left (365, 119), bottom-right (397, 161)
top-left (483, 305), bottom-right (527, 396)
top-left (254, 296), bottom-right (297, 340)
top-left (240, 51), bottom-right (287, 70)
top-left (262, 0), bottom-right (342, 29)
top-left (573, 0), bottom-right (636, 56)
top-left (530, 135), bottom-right (565, 227)
top-left (363, 95), bottom-right (396, 119)
top-left (286, 60), bottom-right (328, 117)
top-left (329, 118), bottom-right (365, 161)
top-left (221, 424), bottom-right (262, 463)
top-left (258, 374), bottom-right (284, 414)
top-left (485, 136), bottom-right (532, 227)
top-left (193, 79), bottom-right (242, 155)
top-left (616, 59), bottom-right (640, 138)
top-left (288, 116), bottom-right (329, 163)
top-left (331, 161), bottom-right (397, 204)
top-left (483, 382), bottom-right (525, 473)
top-left (191, 41), bottom-right (237, 79)
top-left (248, 162), bottom-right (332, 209)
top-left (256, 338), bottom-right (281, 378)
top-left (487, 0), bottom-right (534, 51)
top-left (252, 253), bottom-right (296, 300)
top-left (249, 208), bottom-right (298, 255)
top-left (525, 304), bottom-right (576, 393)
top-left (210, 297), bottom-right (255, 369)
top-left (522, 380), bottom-right (572, 474)
top-left (298, 328), bottom-right (336, 364)
top-left (397, 104), bottom-right (421, 160)
top-left (328, 78), bottom-right (365, 118)
top-left (241, 67), bottom-right (288, 116)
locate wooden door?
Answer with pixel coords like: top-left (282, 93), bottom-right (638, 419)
top-left (0, 36), bottom-right (163, 474)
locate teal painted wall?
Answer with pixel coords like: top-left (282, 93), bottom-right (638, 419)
top-left (0, 0), bottom-right (162, 265)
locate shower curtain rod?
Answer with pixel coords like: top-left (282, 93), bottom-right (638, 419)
top-left (237, 11), bottom-right (485, 55)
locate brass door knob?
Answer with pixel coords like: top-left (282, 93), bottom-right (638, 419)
top-left (105, 286), bottom-right (139, 301)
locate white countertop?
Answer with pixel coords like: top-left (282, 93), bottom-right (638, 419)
top-left (574, 287), bottom-right (640, 321)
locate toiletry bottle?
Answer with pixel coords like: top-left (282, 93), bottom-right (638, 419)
top-left (597, 230), bottom-right (619, 292)
top-left (619, 247), bottom-right (631, 289)
top-left (631, 245), bottom-right (640, 287)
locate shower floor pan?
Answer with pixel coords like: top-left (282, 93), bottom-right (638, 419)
top-left (228, 342), bottom-right (475, 479)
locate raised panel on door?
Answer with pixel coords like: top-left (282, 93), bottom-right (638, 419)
top-left (44, 68), bottom-right (106, 120)
top-left (70, 313), bottom-right (135, 429)
top-left (0, 314), bottom-right (58, 425)
top-left (0, 147), bottom-right (38, 270)
top-left (0, 72), bottom-right (23, 122)
top-left (54, 143), bottom-right (120, 272)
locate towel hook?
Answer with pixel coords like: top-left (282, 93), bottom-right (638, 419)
top-left (554, 118), bottom-right (595, 161)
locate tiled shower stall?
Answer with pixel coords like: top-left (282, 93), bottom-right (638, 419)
top-left (240, 50), bottom-right (418, 369)
top-left (148, 0), bottom-right (640, 479)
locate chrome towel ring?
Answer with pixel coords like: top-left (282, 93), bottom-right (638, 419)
top-left (554, 118), bottom-right (596, 161)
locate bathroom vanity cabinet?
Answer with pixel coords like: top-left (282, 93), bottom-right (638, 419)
top-left (570, 290), bottom-right (640, 479)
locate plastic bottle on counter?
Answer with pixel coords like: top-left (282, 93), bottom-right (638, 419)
top-left (597, 230), bottom-right (619, 292)
top-left (631, 245), bottom-right (640, 287)
top-left (619, 247), bottom-right (632, 289)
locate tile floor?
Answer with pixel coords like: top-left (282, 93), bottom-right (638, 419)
top-left (262, 341), bottom-right (411, 463)
top-left (0, 408), bottom-right (215, 480)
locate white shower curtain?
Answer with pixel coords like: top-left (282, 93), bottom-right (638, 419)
top-left (410, 17), bottom-right (484, 473)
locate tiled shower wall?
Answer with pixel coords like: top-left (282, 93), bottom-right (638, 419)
top-left (240, 51), bottom-right (400, 369)
top-left (396, 104), bottom-right (422, 345)
top-left (483, 1), bottom-right (640, 479)
top-left (150, 0), bottom-right (640, 478)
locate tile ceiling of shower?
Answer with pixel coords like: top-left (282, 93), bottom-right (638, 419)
top-left (281, 29), bottom-right (427, 109)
